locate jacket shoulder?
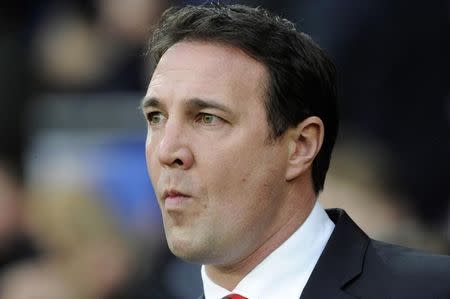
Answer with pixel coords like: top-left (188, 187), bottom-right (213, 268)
top-left (369, 240), bottom-right (450, 298)
top-left (317, 209), bottom-right (449, 299)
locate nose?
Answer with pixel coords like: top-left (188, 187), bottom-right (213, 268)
top-left (157, 120), bottom-right (194, 170)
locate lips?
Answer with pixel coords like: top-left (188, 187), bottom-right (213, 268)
top-left (162, 189), bottom-right (192, 210)
top-left (163, 189), bottom-right (190, 199)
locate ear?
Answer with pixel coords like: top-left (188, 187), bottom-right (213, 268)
top-left (285, 116), bottom-right (324, 181)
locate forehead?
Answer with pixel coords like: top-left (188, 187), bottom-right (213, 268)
top-left (146, 41), bottom-right (268, 105)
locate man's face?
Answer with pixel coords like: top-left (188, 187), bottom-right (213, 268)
top-left (144, 41), bottom-right (291, 265)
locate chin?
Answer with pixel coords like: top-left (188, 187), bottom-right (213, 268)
top-left (168, 236), bottom-right (195, 259)
top-left (167, 237), bottom-right (213, 264)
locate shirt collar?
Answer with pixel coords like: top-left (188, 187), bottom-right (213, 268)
top-left (202, 201), bottom-right (335, 299)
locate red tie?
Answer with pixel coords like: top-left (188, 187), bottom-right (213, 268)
top-left (222, 294), bottom-right (247, 299)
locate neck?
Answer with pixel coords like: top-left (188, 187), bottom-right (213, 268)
top-left (205, 185), bottom-right (316, 290)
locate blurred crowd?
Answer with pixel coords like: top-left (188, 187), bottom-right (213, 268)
top-left (0, 0), bottom-right (449, 298)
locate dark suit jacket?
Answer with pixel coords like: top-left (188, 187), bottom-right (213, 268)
top-left (199, 209), bottom-right (450, 299)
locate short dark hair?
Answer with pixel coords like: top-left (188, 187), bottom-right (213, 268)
top-left (147, 4), bottom-right (338, 193)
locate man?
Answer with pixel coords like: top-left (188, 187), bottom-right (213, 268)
top-left (142, 4), bottom-right (450, 299)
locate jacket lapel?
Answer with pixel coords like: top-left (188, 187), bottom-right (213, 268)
top-left (300, 209), bottom-right (369, 299)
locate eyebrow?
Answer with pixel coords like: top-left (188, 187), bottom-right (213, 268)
top-left (141, 96), bottom-right (164, 110)
top-left (187, 98), bottom-right (233, 114)
top-left (141, 97), bottom-right (233, 114)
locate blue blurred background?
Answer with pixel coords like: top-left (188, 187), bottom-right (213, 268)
top-left (0, 0), bottom-right (448, 298)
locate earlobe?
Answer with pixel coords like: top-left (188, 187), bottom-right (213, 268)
top-left (285, 116), bottom-right (324, 181)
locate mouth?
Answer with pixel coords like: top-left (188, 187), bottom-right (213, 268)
top-left (162, 189), bottom-right (192, 210)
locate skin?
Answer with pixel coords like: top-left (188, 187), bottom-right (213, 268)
top-left (143, 41), bottom-right (324, 290)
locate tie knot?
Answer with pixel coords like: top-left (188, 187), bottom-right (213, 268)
top-left (222, 294), bottom-right (247, 299)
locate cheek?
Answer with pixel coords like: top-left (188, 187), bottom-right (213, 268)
top-left (208, 138), bottom-right (285, 199)
top-left (145, 129), bottom-right (153, 162)
top-left (201, 141), bottom-right (268, 197)
top-left (145, 132), bottom-right (160, 183)
top-left (146, 127), bottom-right (153, 144)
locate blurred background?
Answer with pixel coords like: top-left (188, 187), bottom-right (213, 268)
top-left (0, 0), bottom-right (448, 298)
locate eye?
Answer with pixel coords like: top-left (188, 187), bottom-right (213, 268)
top-left (196, 113), bottom-right (223, 125)
top-left (146, 111), bottom-right (165, 126)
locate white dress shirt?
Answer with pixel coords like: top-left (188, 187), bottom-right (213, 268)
top-left (201, 201), bottom-right (335, 299)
